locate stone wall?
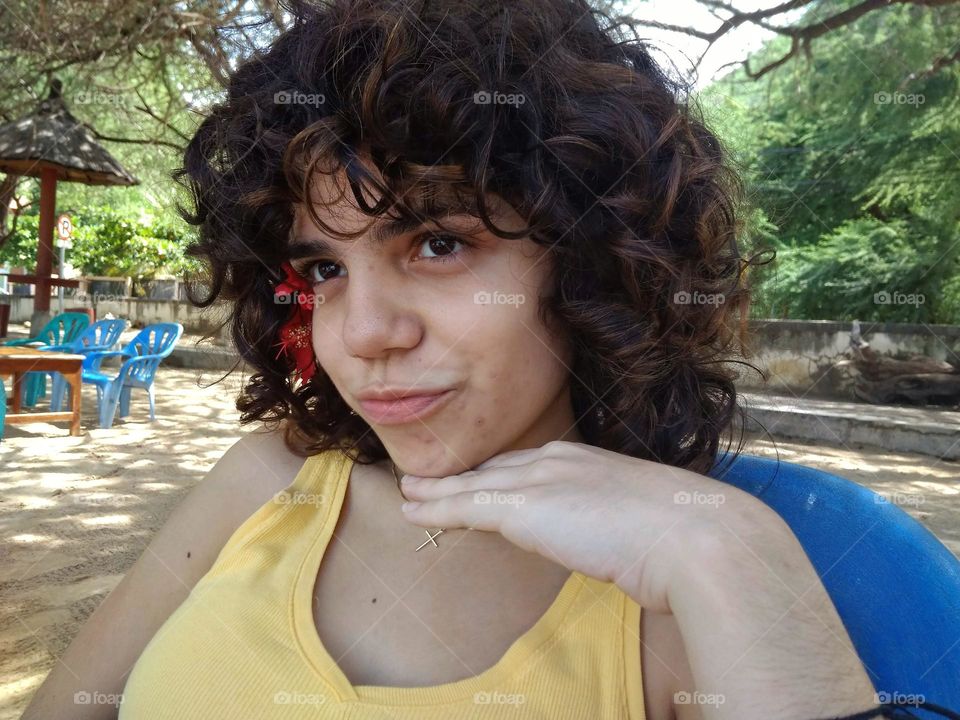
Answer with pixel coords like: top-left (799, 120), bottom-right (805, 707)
top-left (5, 295), bottom-right (959, 400)
top-left (738, 319), bottom-right (960, 399)
top-left (4, 294), bottom-right (231, 344)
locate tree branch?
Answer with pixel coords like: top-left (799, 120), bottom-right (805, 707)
top-left (897, 41), bottom-right (960, 90)
top-left (629, 0), bottom-right (960, 81)
top-left (91, 131), bottom-right (183, 151)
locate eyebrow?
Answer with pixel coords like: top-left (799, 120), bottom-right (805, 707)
top-left (287, 211), bottom-right (475, 260)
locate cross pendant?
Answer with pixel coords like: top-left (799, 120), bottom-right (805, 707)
top-left (416, 528), bottom-right (446, 551)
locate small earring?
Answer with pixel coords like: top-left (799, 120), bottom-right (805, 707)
top-left (596, 407), bottom-right (606, 425)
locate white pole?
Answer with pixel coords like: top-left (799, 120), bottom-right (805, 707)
top-left (58, 244), bottom-right (65, 314)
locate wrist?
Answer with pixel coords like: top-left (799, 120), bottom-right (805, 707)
top-left (670, 482), bottom-right (788, 590)
top-left (616, 467), bottom-right (751, 610)
top-left (661, 491), bottom-right (877, 719)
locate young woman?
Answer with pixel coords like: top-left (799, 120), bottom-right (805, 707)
top-left (22, 0), bottom-right (882, 718)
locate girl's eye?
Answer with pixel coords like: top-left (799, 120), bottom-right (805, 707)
top-left (417, 233), bottom-right (470, 262)
top-left (291, 232), bottom-right (472, 285)
top-left (292, 258), bottom-right (343, 285)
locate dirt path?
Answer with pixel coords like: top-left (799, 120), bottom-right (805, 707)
top-left (1, 371), bottom-right (957, 717)
top-left (0, 367), bottom-right (253, 717)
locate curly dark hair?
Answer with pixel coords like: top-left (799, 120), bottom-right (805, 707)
top-left (177, 0), bottom-right (759, 475)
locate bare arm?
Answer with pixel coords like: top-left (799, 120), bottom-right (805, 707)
top-left (19, 428), bottom-right (301, 720)
top-left (655, 496), bottom-right (877, 720)
top-left (397, 440), bottom-right (875, 719)
top-left (643, 608), bottom-right (703, 720)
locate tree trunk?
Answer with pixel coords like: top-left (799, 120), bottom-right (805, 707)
top-left (850, 345), bottom-right (959, 405)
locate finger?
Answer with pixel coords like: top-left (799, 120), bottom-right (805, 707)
top-left (471, 439), bottom-right (581, 471)
top-left (400, 464), bottom-right (540, 501)
top-left (400, 489), bottom-right (524, 532)
top-left (472, 445), bottom-right (545, 471)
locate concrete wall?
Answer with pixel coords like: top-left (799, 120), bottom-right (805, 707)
top-left (737, 319), bottom-right (960, 398)
top-left (4, 294), bottom-right (231, 343)
top-left (6, 295), bottom-right (959, 400)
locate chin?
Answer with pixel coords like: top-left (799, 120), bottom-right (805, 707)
top-left (390, 441), bottom-right (483, 477)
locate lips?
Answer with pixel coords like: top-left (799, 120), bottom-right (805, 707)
top-left (357, 389), bottom-right (455, 425)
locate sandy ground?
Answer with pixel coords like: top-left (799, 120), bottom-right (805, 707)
top-left (1, 368), bottom-right (958, 718)
top-left (0, 366), bottom-right (253, 717)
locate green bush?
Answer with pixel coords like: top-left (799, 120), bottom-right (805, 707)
top-left (940, 274), bottom-right (960, 323)
top-left (752, 215), bottom-right (959, 323)
top-left (1, 206), bottom-right (200, 282)
top-left (0, 214), bottom-right (42, 269)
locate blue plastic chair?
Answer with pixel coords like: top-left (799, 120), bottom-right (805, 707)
top-left (1, 312), bottom-right (91, 407)
top-left (708, 452), bottom-right (960, 718)
top-left (47, 318), bottom-right (129, 411)
top-left (67, 323), bottom-right (183, 428)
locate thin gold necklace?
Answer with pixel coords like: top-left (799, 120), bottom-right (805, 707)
top-left (390, 461), bottom-right (448, 552)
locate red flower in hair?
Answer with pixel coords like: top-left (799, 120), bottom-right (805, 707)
top-left (273, 260), bottom-right (317, 384)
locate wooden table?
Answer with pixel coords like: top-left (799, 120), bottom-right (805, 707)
top-left (0, 346), bottom-right (84, 436)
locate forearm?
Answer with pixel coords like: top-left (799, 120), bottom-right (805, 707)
top-left (655, 495), bottom-right (877, 719)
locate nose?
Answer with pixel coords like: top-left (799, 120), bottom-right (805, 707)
top-left (340, 263), bottom-right (422, 357)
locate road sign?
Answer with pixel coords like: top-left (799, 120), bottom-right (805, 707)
top-left (56, 214), bottom-right (73, 240)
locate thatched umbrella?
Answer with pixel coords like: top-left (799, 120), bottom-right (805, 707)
top-left (0, 78), bottom-right (138, 329)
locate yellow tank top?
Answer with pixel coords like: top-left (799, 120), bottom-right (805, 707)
top-left (119, 447), bottom-right (647, 718)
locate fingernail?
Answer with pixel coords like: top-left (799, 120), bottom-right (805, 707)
top-left (401, 475), bottom-right (420, 484)
top-left (402, 501), bottom-right (421, 511)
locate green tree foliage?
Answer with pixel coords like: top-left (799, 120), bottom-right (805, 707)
top-left (0, 2), bottom-right (273, 265)
top-left (703, 0), bottom-right (960, 322)
top-left (0, 206), bottom-right (200, 281)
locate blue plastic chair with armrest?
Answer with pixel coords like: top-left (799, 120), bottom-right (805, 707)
top-left (1, 312), bottom-right (90, 406)
top-left (707, 452), bottom-right (960, 718)
top-left (47, 318), bottom-right (129, 411)
top-left (0, 311), bottom-right (90, 349)
top-left (63, 322), bottom-right (183, 428)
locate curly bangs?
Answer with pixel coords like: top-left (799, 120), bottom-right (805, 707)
top-left (176, 0), bottom-right (755, 474)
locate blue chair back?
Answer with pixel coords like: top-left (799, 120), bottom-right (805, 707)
top-left (709, 452), bottom-right (960, 717)
top-left (120, 323), bottom-right (182, 358)
top-left (70, 318), bottom-right (128, 353)
top-left (38, 312), bottom-right (90, 345)
top-left (2, 311), bottom-right (89, 347)
top-left (118, 323), bottom-right (183, 386)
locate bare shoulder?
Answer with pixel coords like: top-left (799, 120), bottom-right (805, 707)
top-left (641, 609), bottom-right (703, 720)
top-left (217, 425), bottom-right (309, 518)
top-left (140, 423), bottom-right (309, 581)
top-left (19, 426), bottom-right (307, 720)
